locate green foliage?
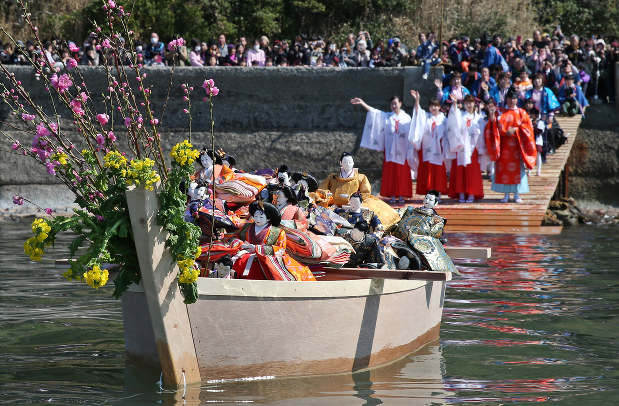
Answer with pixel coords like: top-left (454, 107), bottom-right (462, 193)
top-left (533, 0), bottom-right (619, 37)
top-left (156, 144), bottom-right (202, 304)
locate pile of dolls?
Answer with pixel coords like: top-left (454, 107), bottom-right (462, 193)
top-left (186, 148), bottom-right (457, 281)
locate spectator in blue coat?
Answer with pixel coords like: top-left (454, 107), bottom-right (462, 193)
top-left (435, 72), bottom-right (470, 104)
top-left (557, 74), bottom-right (589, 116)
top-left (471, 66), bottom-right (496, 100)
top-left (145, 32), bottom-right (165, 65)
top-left (416, 32), bottom-right (438, 79)
top-left (480, 35), bottom-right (509, 72)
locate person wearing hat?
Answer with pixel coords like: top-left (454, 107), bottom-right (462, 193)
top-left (225, 200), bottom-right (315, 281)
top-left (485, 87), bottom-right (536, 203)
top-left (558, 74), bottom-right (588, 117)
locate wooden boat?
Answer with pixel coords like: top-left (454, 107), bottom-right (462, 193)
top-left (116, 186), bottom-right (490, 386)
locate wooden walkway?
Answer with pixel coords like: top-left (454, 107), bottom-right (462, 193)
top-left (384, 115), bottom-right (583, 234)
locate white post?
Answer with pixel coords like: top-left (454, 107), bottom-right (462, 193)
top-left (125, 184), bottom-right (201, 386)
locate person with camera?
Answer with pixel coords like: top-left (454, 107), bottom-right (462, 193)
top-left (558, 74), bottom-right (589, 116)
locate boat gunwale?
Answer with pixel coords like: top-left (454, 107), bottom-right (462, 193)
top-left (127, 277), bottom-right (439, 299)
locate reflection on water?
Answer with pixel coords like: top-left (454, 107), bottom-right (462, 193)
top-left (0, 222), bottom-right (617, 405)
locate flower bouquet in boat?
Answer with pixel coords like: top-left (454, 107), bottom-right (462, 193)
top-left (0, 0), bottom-right (212, 303)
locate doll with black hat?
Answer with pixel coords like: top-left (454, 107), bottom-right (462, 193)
top-left (290, 171), bottom-right (319, 207)
top-left (342, 220), bottom-right (385, 269)
top-left (334, 191), bottom-right (382, 234)
top-left (318, 152), bottom-right (400, 229)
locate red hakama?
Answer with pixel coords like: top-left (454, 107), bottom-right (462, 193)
top-left (380, 152), bottom-right (413, 198)
top-left (416, 150), bottom-right (448, 196)
top-left (448, 149), bottom-right (484, 199)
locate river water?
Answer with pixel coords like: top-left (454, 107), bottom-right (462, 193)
top-left (0, 221), bottom-right (617, 405)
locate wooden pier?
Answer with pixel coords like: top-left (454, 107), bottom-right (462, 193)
top-left (386, 115), bottom-right (583, 234)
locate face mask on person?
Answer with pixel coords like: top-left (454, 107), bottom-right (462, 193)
top-left (136, 46), bottom-right (143, 52)
top-left (194, 46), bottom-right (201, 52)
top-left (253, 45), bottom-right (260, 51)
top-left (150, 37), bottom-right (157, 45)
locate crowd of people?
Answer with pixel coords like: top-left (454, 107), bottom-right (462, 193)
top-left (352, 27), bottom-right (616, 204)
top-left (1, 28), bottom-right (615, 101)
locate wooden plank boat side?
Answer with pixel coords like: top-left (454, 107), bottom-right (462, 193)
top-left (187, 278), bottom-right (445, 380)
top-left (122, 278), bottom-right (446, 381)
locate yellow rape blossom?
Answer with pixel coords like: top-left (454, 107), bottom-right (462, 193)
top-left (125, 158), bottom-right (160, 191)
top-left (170, 140), bottom-right (200, 167)
top-left (25, 218), bottom-right (51, 260)
top-left (83, 264), bottom-right (109, 289)
top-left (104, 150), bottom-right (128, 170)
top-left (178, 266), bottom-right (199, 284)
top-left (51, 152), bottom-right (68, 166)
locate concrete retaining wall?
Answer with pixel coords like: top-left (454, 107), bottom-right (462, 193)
top-left (0, 65), bottom-right (439, 212)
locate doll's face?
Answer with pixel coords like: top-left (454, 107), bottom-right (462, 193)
top-left (200, 153), bottom-right (213, 168)
top-left (340, 156), bottom-right (354, 172)
top-left (349, 196), bottom-right (362, 212)
top-left (296, 179), bottom-right (309, 190)
top-left (398, 256), bottom-right (410, 270)
top-left (253, 210), bottom-right (268, 227)
top-left (275, 189), bottom-right (287, 206)
top-left (187, 181), bottom-right (198, 198)
top-left (423, 193), bottom-right (438, 209)
top-left (195, 187), bottom-right (207, 200)
top-left (214, 261), bottom-right (232, 278)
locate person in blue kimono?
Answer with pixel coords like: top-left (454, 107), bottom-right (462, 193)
top-left (519, 73), bottom-right (560, 123)
top-left (557, 75), bottom-right (589, 117)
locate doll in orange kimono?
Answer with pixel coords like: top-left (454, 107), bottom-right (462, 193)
top-left (193, 149), bottom-right (267, 205)
top-left (226, 201), bottom-right (315, 281)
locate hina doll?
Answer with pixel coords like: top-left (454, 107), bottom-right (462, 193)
top-left (392, 190), bottom-right (459, 274)
top-left (274, 164), bottom-right (292, 186)
top-left (318, 152), bottom-right (400, 229)
top-left (352, 95), bottom-right (413, 203)
top-left (342, 220), bottom-right (386, 268)
top-left (274, 185), bottom-right (308, 230)
top-left (409, 90), bottom-right (457, 198)
top-left (334, 192), bottom-right (382, 234)
top-left (486, 87), bottom-right (536, 203)
top-left (225, 201), bottom-right (316, 281)
top-left (290, 171), bottom-right (319, 207)
top-left (193, 148), bottom-right (267, 205)
top-left (446, 94), bottom-right (485, 202)
top-left (193, 149), bottom-right (220, 184)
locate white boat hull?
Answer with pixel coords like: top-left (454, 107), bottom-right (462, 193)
top-left (122, 277), bottom-right (446, 381)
